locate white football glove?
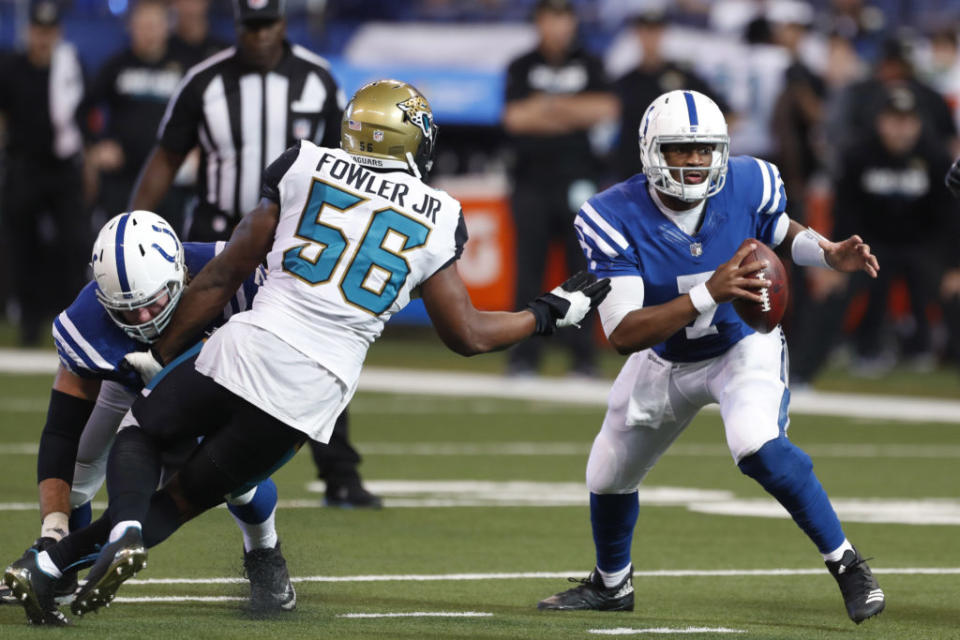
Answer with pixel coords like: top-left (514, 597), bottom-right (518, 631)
top-left (122, 349), bottom-right (164, 385)
top-left (527, 271), bottom-right (612, 335)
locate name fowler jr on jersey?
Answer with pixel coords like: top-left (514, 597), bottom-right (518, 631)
top-left (315, 152), bottom-right (442, 223)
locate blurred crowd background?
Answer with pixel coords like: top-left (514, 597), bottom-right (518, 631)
top-left (3, 0), bottom-right (960, 387)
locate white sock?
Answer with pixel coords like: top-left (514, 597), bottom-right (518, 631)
top-left (109, 521), bottom-right (142, 544)
top-left (597, 564), bottom-right (631, 588)
top-left (40, 512), bottom-right (69, 541)
top-left (231, 507), bottom-right (279, 552)
top-left (822, 538), bottom-right (855, 563)
top-left (36, 551), bottom-right (63, 579)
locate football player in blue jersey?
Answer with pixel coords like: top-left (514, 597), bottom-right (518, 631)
top-left (537, 90), bottom-right (885, 625)
top-left (1, 210), bottom-right (294, 623)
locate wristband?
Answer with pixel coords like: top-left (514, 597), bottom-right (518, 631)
top-left (791, 228), bottom-right (832, 269)
top-left (688, 282), bottom-right (717, 315)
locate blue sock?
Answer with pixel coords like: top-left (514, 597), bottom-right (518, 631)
top-left (227, 478), bottom-right (278, 525)
top-left (590, 492), bottom-right (639, 572)
top-left (69, 502), bottom-right (92, 532)
top-left (738, 437), bottom-right (845, 553)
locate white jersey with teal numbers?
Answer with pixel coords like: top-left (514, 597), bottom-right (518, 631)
top-left (229, 143), bottom-right (467, 390)
top-left (575, 156), bottom-right (788, 362)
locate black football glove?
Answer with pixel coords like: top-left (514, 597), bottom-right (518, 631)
top-left (527, 270), bottom-right (612, 336)
top-left (946, 156), bottom-right (960, 199)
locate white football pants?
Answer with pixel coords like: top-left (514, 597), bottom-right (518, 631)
top-left (587, 328), bottom-right (790, 494)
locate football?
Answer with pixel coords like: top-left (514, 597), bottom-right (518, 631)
top-left (731, 240), bottom-right (788, 334)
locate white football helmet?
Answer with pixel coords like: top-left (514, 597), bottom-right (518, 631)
top-left (638, 90), bottom-right (730, 202)
top-left (91, 211), bottom-right (186, 344)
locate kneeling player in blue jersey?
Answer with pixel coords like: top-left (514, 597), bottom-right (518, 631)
top-left (2, 211), bottom-right (294, 622)
top-left (537, 90), bottom-right (884, 624)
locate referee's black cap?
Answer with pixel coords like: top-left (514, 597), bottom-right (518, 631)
top-left (233, 0), bottom-right (285, 23)
top-left (534, 0), bottom-right (575, 15)
top-left (29, 0), bottom-right (61, 26)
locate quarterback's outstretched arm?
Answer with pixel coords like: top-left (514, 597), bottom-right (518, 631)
top-left (151, 199), bottom-right (279, 364)
top-left (421, 264), bottom-right (610, 356)
top-left (778, 218), bottom-right (879, 277)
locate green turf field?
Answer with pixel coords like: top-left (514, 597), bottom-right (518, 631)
top-left (1, 338), bottom-right (959, 639)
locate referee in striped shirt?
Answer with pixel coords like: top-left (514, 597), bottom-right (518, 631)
top-left (129, 0), bottom-right (382, 509)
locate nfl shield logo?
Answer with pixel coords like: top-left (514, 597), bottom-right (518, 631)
top-left (690, 242), bottom-right (703, 257)
top-left (292, 118), bottom-right (310, 140)
top-left (373, 130), bottom-right (384, 142)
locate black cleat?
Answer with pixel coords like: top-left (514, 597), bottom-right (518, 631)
top-left (2, 551), bottom-right (71, 625)
top-left (324, 480), bottom-right (383, 509)
top-left (538, 566), bottom-right (634, 611)
top-left (826, 548), bottom-right (885, 624)
top-left (71, 526), bottom-right (147, 617)
top-left (243, 541), bottom-right (296, 614)
top-left (20, 538), bottom-right (79, 604)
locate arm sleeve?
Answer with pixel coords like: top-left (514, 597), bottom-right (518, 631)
top-left (36, 389), bottom-right (97, 483)
top-left (260, 141), bottom-right (302, 203)
top-left (597, 275), bottom-right (645, 338)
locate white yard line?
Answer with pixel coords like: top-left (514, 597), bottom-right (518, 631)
top-left (589, 628), bottom-right (746, 636)
top-left (113, 595), bottom-right (245, 603)
top-left (337, 611), bottom-right (493, 619)
top-left (2, 349), bottom-right (959, 423)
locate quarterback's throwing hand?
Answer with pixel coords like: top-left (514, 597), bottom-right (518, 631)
top-left (821, 235), bottom-right (879, 278)
top-left (528, 271), bottom-right (611, 336)
top-left (121, 349), bottom-right (165, 385)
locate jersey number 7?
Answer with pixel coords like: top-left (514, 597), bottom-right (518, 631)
top-left (676, 271), bottom-right (719, 339)
top-left (282, 180), bottom-right (430, 315)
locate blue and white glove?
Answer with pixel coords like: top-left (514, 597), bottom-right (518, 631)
top-left (527, 271), bottom-right (612, 336)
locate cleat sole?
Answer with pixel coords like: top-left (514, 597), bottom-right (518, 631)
top-left (3, 566), bottom-right (70, 626)
top-left (70, 545), bottom-right (147, 617)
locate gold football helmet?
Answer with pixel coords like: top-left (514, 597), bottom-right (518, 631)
top-left (341, 79), bottom-right (439, 179)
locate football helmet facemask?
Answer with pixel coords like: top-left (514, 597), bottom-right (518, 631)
top-left (639, 90), bottom-right (729, 202)
top-left (341, 79), bottom-right (439, 179)
top-left (91, 211), bottom-right (186, 344)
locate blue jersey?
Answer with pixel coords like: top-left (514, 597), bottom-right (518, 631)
top-left (575, 156), bottom-right (788, 362)
top-left (52, 242), bottom-right (264, 389)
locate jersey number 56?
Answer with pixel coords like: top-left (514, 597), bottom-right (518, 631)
top-left (282, 180), bottom-right (430, 315)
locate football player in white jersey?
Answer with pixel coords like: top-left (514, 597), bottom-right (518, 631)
top-left (4, 79), bottom-right (610, 624)
top-left (537, 90), bottom-right (884, 625)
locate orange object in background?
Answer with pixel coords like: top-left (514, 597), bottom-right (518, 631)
top-left (458, 196), bottom-right (516, 310)
top-left (452, 176), bottom-right (576, 312)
